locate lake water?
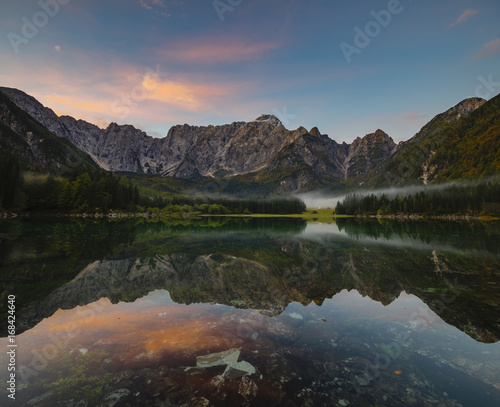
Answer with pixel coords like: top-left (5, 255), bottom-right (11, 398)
top-left (1, 217), bottom-right (499, 406)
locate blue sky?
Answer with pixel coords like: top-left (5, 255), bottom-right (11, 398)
top-left (1, 0), bottom-right (499, 142)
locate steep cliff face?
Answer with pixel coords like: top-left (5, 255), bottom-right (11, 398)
top-left (261, 127), bottom-right (397, 192)
top-left (158, 116), bottom-right (307, 178)
top-left (0, 89), bottom-right (97, 173)
top-left (342, 129), bottom-right (397, 179)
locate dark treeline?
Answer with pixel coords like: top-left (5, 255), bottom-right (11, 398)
top-left (1, 153), bottom-right (306, 215)
top-left (161, 196), bottom-right (307, 215)
top-left (335, 183), bottom-right (500, 216)
top-left (0, 153), bottom-right (21, 209)
top-left (9, 171), bottom-right (140, 213)
top-left (0, 152), bottom-right (149, 212)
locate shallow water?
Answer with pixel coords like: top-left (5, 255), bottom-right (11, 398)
top-left (1, 217), bottom-right (499, 406)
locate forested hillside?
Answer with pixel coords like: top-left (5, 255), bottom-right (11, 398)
top-left (431, 94), bottom-right (500, 181)
top-left (374, 95), bottom-right (499, 186)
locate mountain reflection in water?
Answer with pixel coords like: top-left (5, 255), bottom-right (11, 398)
top-left (0, 217), bottom-right (499, 406)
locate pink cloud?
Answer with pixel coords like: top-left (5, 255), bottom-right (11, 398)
top-left (139, 0), bottom-right (166, 10)
top-left (448, 9), bottom-right (478, 27)
top-left (160, 39), bottom-right (281, 64)
top-left (474, 38), bottom-right (500, 60)
top-left (402, 111), bottom-right (428, 122)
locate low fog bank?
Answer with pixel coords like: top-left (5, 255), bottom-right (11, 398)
top-left (295, 191), bottom-right (344, 209)
top-left (297, 176), bottom-right (500, 209)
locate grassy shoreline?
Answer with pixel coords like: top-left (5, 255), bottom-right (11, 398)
top-left (2, 208), bottom-right (498, 222)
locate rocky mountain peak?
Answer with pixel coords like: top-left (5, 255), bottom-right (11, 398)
top-left (105, 122), bottom-right (146, 135)
top-left (408, 97), bottom-right (488, 147)
top-left (443, 97), bottom-right (486, 122)
top-left (352, 129), bottom-right (395, 148)
top-left (309, 127), bottom-right (321, 137)
top-left (253, 114), bottom-right (283, 127)
top-left (106, 122), bottom-right (121, 130)
top-left (454, 97), bottom-right (486, 116)
top-left (372, 129), bottom-right (390, 138)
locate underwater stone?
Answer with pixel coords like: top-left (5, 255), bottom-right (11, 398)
top-left (222, 361), bottom-right (256, 379)
top-left (196, 348), bottom-right (240, 368)
top-left (238, 376), bottom-right (258, 399)
top-left (180, 397), bottom-right (211, 407)
top-left (98, 389), bottom-right (130, 407)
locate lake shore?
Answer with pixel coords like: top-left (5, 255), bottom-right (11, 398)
top-left (1, 208), bottom-right (498, 222)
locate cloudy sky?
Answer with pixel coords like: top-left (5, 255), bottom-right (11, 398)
top-left (1, 0), bottom-right (499, 142)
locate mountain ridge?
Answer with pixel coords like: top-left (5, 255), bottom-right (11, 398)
top-left (0, 86), bottom-right (397, 191)
top-left (1, 85), bottom-right (497, 194)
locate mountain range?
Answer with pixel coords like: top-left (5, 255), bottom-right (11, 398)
top-left (1, 86), bottom-right (499, 195)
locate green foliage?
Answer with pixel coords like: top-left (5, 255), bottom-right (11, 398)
top-left (208, 203), bottom-right (227, 214)
top-left (431, 96), bottom-right (500, 181)
top-left (19, 169), bottom-right (141, 212)
top-left (156, 196), bottom-right (306, 215)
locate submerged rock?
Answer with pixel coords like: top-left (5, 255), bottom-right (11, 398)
top-left (180, 397), bottom-right (211, 407)
top-left (195, 348), bottom-right (256, 381)
top-left (238, 376), bottom-right (258, 400)
top-left (98, 389), bottom-right (130, 407)
top-left (196, 348), bottom-right (240, 368)
top-left (222, 361), bottom-right (256, 379)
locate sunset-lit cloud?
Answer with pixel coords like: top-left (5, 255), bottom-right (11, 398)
top-left (402, 111), bottom-right (429, 123)
top-left (160, 39), bottom-right (281, 64)
top-left (144, 78), bottom-right (234, 109)
top-left (45, 94), bottom-right (113, 116)
top-left (474, 38), bottom-right (500, 60)
top-left (448, 9), bottom-right (478, 27)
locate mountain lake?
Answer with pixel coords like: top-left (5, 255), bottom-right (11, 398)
top-left (1, 217), bottom-right (499, 407)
